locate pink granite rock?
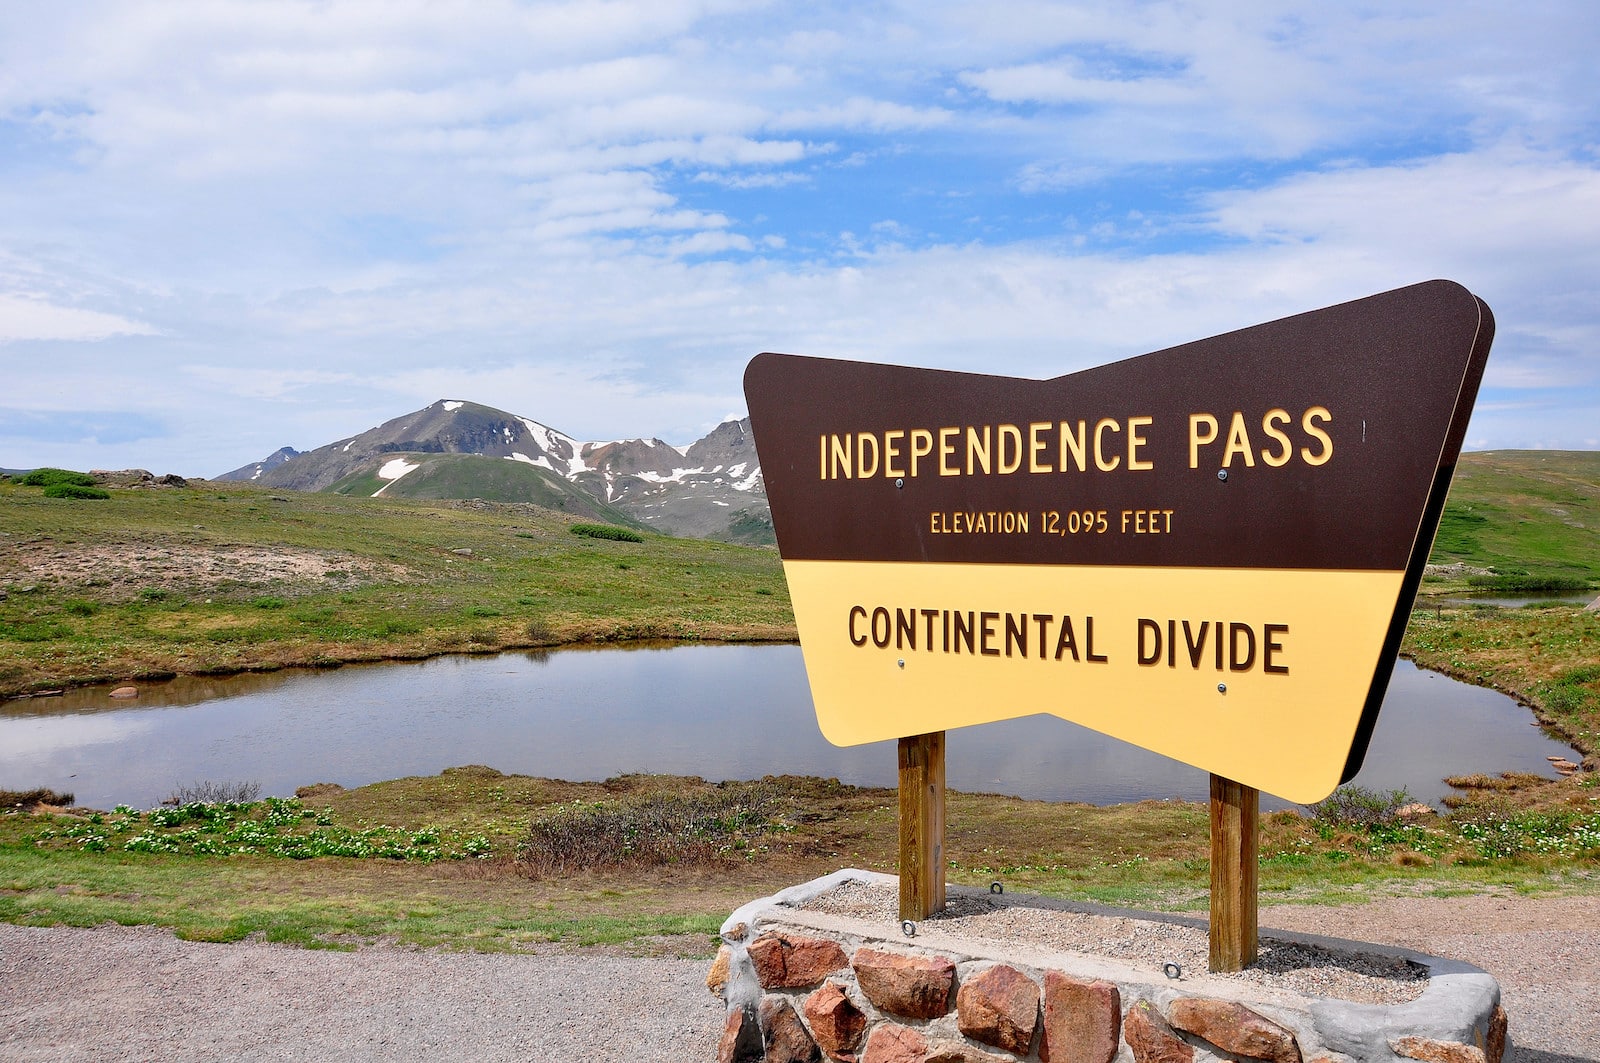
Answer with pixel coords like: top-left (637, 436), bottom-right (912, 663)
top-left (853, 947), bottom-right (956, 1020)
top-left (1486, 1004), bottom-right (1508, 1063)
top-left (718, 1006), bottom-right (764, 1063)
top-left (805, 981), bottom-right (869, 1061)
top-left (707, 945), bottom-right (731, 997)
top-left (924, 1040), bottom-right (1015, 1063)
top-left (750, 933), bottom-right (851, 989)
top-left (1167, 998), bottom-right (1301, 1063)
top-left (1124, 1000), bottom-right (1193, 1063)
top-left (956, 963), bottom-right (1039, 1053)
top-left (1040, 971), bottom-right (1120, 1063)
top-left (1391, 1036), bottom-right (1487, 1063)
top-left (787, 937), bottom-right (852, 986)
top-left (762, 994), bottom-right (822, 1063)
top-left (862, 1023), bottom-right (929, 1063)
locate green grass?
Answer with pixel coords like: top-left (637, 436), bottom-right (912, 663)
top-left (1429, 450), bottom-right (1600, 582)
top-left (0, 838), bottom-right (721, 950)
top-left (17, 468), bottom-right (97, 488)
top-left (3, 771), bottom-right (1595, 950)
top-left (1404, 606), bottom-right (1600, 758)
top-left (569, 522), bottom-right (646, 543)
top-left (26, 796), bottom-right (494, 861)
top-left (327, 452), bottom-right (645, 529)
top-left (3, 449), bottom-right (1599, 950)
top-left (0, 480), bottom-right (792, 697)
top-left (41, 484), bottom-right (111, 500)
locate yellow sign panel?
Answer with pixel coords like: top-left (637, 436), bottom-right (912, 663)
top-left (786, 561), bottom-right (1400, 803)
top-left (746, 281), bottom-right (1495, 803)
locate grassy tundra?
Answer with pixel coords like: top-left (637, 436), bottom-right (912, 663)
top-left (0, 479), bottom-right (793, 698)
top-left (0, 452), bottom-right (1597, 948)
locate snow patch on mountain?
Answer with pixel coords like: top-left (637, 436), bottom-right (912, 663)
top-left (372, 458), bottom-right (419, 496)
top-left (217, 405), bottom-right (767, 543)
top-left (636, 467), bottom-right (706, 485)
top-left (517, 417), bottom-right (589, 476)
top-left (506, 452), bottom-right (557, 473)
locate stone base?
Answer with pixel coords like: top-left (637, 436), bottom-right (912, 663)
top-left (709, 870), bottom-right (1507, 1063)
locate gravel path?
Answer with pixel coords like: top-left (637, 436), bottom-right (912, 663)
top-left (2, 892), bottom-right (1595, 1062)
top-left (1261, 893), bottom-right (1600, 1063)
top-left (0, 925), bottom-right (723, 1062)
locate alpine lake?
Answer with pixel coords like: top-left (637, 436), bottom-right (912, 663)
top-left (1, 642), bottom-right (1581, 812)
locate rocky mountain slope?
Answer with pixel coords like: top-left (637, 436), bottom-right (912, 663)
top-left (217, 401), bottom-right (771, 543)
top-left (220, 446), bottom-right (300, 483)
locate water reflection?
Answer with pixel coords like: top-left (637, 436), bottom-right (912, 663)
top-left (0, 644), bottom-right (1580, 812)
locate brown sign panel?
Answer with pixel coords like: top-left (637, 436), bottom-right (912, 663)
top-left (745, 280), bottom-right (1493, 803)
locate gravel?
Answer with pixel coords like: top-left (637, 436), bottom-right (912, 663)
top-left (3, 891), bottom-right (1596, 1061)
top-left (799, 879), bottom-right (1427, 1006)
top-left (0, 924), bottom-right (722, 1062)
top-left (1261, 892), bottom-right (1600, 1061)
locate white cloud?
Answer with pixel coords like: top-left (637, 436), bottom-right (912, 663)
top-left (693, 170), bottom-right (813, 189)
top-left (0, 0), bottom-right (1596, 472)
top-left (960, 61), bottom-right (1191, 107)
top-left (0, 295), bottom-right (157, 343)
top-left (766, 97), bottom-right (953, 133)
top-left (182, 366), bottom-right (360, 400)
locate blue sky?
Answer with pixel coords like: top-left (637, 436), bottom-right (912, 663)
top-left (1, 1), bottom-right (1597, 476)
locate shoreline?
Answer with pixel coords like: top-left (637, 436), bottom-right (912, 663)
top-left (7, 626), bottom-right (1594, 773)
top-left (0, 626), bottom-right (800, 704)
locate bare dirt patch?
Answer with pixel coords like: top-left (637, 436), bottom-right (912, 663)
top-left (0, 541), bottom-right (404, 594)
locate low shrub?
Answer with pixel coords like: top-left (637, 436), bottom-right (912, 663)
top-left (1466, 574), bottom-right (1592, 592)
top-left (517, 780), bottom-right (778, 876)
top-left (2, 787), bottom-right (74, 808)
top-left (167, 779), bottom-right (262, 805)
top-left (19, 468), bottom-right (96, 488)
top-left (1305, 784), bottom-right (1415, 828)
top-left (569, 523), bottom-right (645, 543)
top-left (42, 484), bottom-right (111, 500)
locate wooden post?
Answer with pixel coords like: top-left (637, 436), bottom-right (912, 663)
top-left (897, 731), bottom-right (946, 921)
top-left (1208, 773), bottom-right (1259, 972)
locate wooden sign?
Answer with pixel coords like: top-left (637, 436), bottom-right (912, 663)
top-left (746, 280), bottom-right (1493, 804)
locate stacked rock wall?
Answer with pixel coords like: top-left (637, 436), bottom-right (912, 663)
top-left (708, 871), bottom-right (1507, 1063)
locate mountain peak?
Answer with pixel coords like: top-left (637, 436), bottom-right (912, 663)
top-left (215, 402), bottom-right (769, 542)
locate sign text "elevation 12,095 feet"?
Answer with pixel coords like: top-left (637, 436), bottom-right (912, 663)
top-left (745, 280), bottom-right (1493, 804)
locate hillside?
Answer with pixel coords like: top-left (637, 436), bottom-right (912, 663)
top-left (1430, 450), bottom-right (1600, 582)
top-left (0, 478), bottom-right (791, 698)
top-left (325, 452), bottom-right (642, 529)
top-left (3, 448), bottom-right (1596, 701)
